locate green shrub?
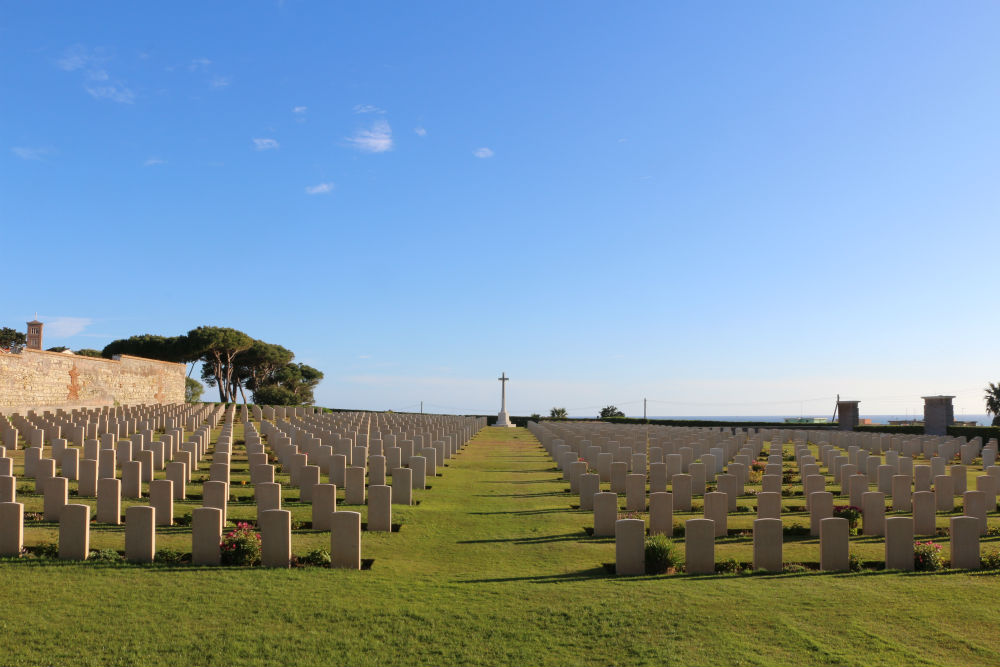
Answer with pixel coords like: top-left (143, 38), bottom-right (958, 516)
top-left (220, 522), bottom-right (261, 566)
top-left (644, 534), bottom-right (679, 574)
top-left (782, 522), bottom-right (810, 536)
top-left (34, 542), bottom-right (59, 558)
top-left (981, 549), bottom-right (1000, 570)
top-left (716, 557), bottom-right (744, 574)
top-left (89, 549), bottom-right (123, 563)
top-left (154, 548), bottom-right (186, 564)
top-left (848, 553), bottom-right (863, 572)
top-left (298, 549), bottom-right (331, 566)
top-left (914, 541), bottom-right (944, 571)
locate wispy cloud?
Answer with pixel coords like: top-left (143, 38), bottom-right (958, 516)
top-left (57, 45), bottom-right (134, 104)
top-left (353, 104), bottom-right (385, 114)
top-left (305, 182), bottom-right (335, 195)
top-left (473, 147), bottom-right (494, 159)
top-left (252, 138), bottom-right (279, 151)
top-left (414, 126), bottom-right (427, 137)
top-left (210, 76), bottom-right (230, 88)
top-left (347, 120), bottom-right (393, 153)
top-left (143, 157), bottom-right (165, 167)
top-left (189, 57), bottom-right (212, 71)
top-left (11, 147), bottom-right (51, 161)
top-left (42, 316), bottom-right (94, 338)
top-left (293, 106), bottom-right (307, 114)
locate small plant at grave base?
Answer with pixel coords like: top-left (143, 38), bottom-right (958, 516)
top-left (833, 506), bottom-right (861, 533)
top-left (985, 526), bottom-right (1000, 538)
top-left (783, 563), bottom-right (808, 573)
top-left (297, 549), bottom-right (331, 567)
top-left (782, 523), bottom-right (810, 537)
top-left (34, 542), bottom-right (59, 558)
top-left (644, 534), bottom-right (679, 574)
top-left (914, 541), bottom-right (944, 572)
top-left (617, 511), bottom-right (642, 521)
top-left (750, 460), bottom-right (765, 473)
top-left (174, 515), bottom-right (192, 527)
top-left (154, 548), bottom-right (186, 564)
top-left (672, 523), bottom-right (685, 538)
top-left (220, 522), bottom-right (262, 566)
top-left (747, 470), bottom-right (763, 485)
top-left (981, 549), bottom-right (1000, 570)
top-left (716, 557), bottom-right (744, 574)
top-left (781, 486), bottom-right (796, 497)
top-left (89, 549), bottom-right (124, 563)
top-left (848, 553), bottom-right (864, 572)
top-left (782, 471), bottom-right (795, 484)
top-left (24, 512), bottom-right (43, 522)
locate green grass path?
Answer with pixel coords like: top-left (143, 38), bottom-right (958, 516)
top-left (2, 427), bottom-right (1000, 666)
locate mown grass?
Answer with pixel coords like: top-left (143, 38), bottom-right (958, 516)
top-left (2, 426), bottom-right (1000, 666)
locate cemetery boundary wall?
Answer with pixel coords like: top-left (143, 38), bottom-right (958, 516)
top-left (0, 349), bottom-right (184, 413)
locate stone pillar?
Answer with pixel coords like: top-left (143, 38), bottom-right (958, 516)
top-left (803, 475), bottom-right (824, 509)
top-left (625, 473), bottom-right (646, 512)
top-left (703, 491), bottom-right (728, 537)
top-left (861, 492), bottom-right (885, 536)
top-left (43, 476), bottom-right (68, 522)
top-left (934, 475), bottom-right (954, 511)
top-left (122, 461), bottom-right (142, 499)
top-left (368, 485), bottom-right (392, 532)
top-left (34, 458), bottom-right (55, 494)
top-left (97, 478), bottom-right (121, 524)
top-left (299, 465), bottom-right (320, 502)
top-left (345, 466), bottom-right (366, 505)
top-left (260, 509), bottom-right (291, 568)
top-left (912, 491), bottom-right (937, 535)
top-left (203, 480), bottom-right (228, 524)
top-left (610, 462), bottom-right (627, 494)
top-left (977, 475), bottom-right (997, 512)
top-left (752, 518), bottom-right (782, 572)
top-left (149, 479), bottom-right (173, 526)
top-left (837, 401), bottom-right (859, 431)
top-left (311, 483), bottom-right (336, 531)
top-left (59, 503), bottom-right (90, 560)
top-left (671, 474), bottom-right (692, 511)
top-left (125, 505), bottom-right (156, 563)
top-left (579, 473), bottom-right (600, 511)
top-left (330, 510), bottom-right (361, 569)
top-left (256, 482), bottom-right (282, 522)
top-left (593, 492), bottom-right (618, 537)
top-left (0, 476), bottom-right (12, 504)
top-left (192, 507), bottom-right (223, 565)
top-left (819, 517), bottom-right (849, 571)
top-left (684, 518), bottom-right (715, 574)
top-left (166, 462), bottom-right (186, 499)
top-left (569, 461), bottom-right (588, 494)
top-left (809, 491), bottom-right (833, 537)
top-left (369, 455), bottom-right (387, 486)
top-left (649, 492), bottom-right (673, 536)
top-left (408, 457), bottom-right (426, 491)
top-left (62, 448), bottom-right (79, 481)
top-left (615, 518), bottom-right (645, 576)
top-left (891, 475), bottom-right (912, 511)
top-left (963, 490), bottom-right (987, 535)
top-left (717, 474), bottom-right (738, 511)
top-left (950, 515), bottom-right (980, 569)
top-left (390, 468), bottom-right (412, 505)
top-left (0, 502), bottom-right (23, 556)
top-left (884, 516), bottom-right (914, 571)
top-left (756, 492), bottom-right (781, 520)
top-left (649, 463), bottom-right (667, 493)
top-left (922, 395), bottom-right (954, 436)
top-left (330, 454), bottom-right (347, 487)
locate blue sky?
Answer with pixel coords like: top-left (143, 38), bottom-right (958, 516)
top-left (3, 2), bottom-right (999, 417)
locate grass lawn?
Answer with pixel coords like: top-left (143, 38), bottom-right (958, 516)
top-left (2, 425), bottom-right (1000, 666)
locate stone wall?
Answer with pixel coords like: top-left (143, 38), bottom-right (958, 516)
top-left (0, 349), bottom-right (185, 413)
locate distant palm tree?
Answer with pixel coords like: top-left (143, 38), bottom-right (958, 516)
top-left (549, 407), bottom-right (568, 419)
top-left (986, 383), bottom-right (1000, 426)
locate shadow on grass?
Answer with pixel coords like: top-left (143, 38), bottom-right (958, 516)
top-left (457, 532), bottom-right (588, 545)
top-left (471, 492), bottom-right (567, 498)
top-left (469, 508), bottom-right (569, 516)
top-left (459, 565), bottom-right (608, 584)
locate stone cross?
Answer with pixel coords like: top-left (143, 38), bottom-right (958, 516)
top-left (495, 373), bottom-right (514, 427)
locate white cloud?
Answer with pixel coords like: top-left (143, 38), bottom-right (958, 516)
top-left (293, 106), bottom-right (307, 114)
top-left (305, 182), bottom-right (335, 195)
top-left (353, 104), bottom-right (385, 114)
top-left (210, 76), bottom-right (230, 88)
top-left (57, 45), bottom-right (134, 104)
top-left (189, 58), bottom-right (212, 70)
top-left (473, 147), bottom-right (494, 159)
top-left (252, 138), bottom-right (279, 151)
top-left (346, 120), bottom-right (393, 153)
top-left (86, 84), bottom-right (135, 103)
top-left (11, 147), bottom-right (50, 160)
top-left (143, 157), bottom-right (165, 166)
top-left (42, 316), bottom-right (93, 338)
top-left (414, 127), bottom-right (427, 137)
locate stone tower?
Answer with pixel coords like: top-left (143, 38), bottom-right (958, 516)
top-left (26, 318), bottom-right (43, 350)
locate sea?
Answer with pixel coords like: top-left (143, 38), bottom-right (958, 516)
top-left (649, 414), bottom-right (994, 426)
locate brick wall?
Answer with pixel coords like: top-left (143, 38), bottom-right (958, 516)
top-left (0, 349), bottom-right (185, 413)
